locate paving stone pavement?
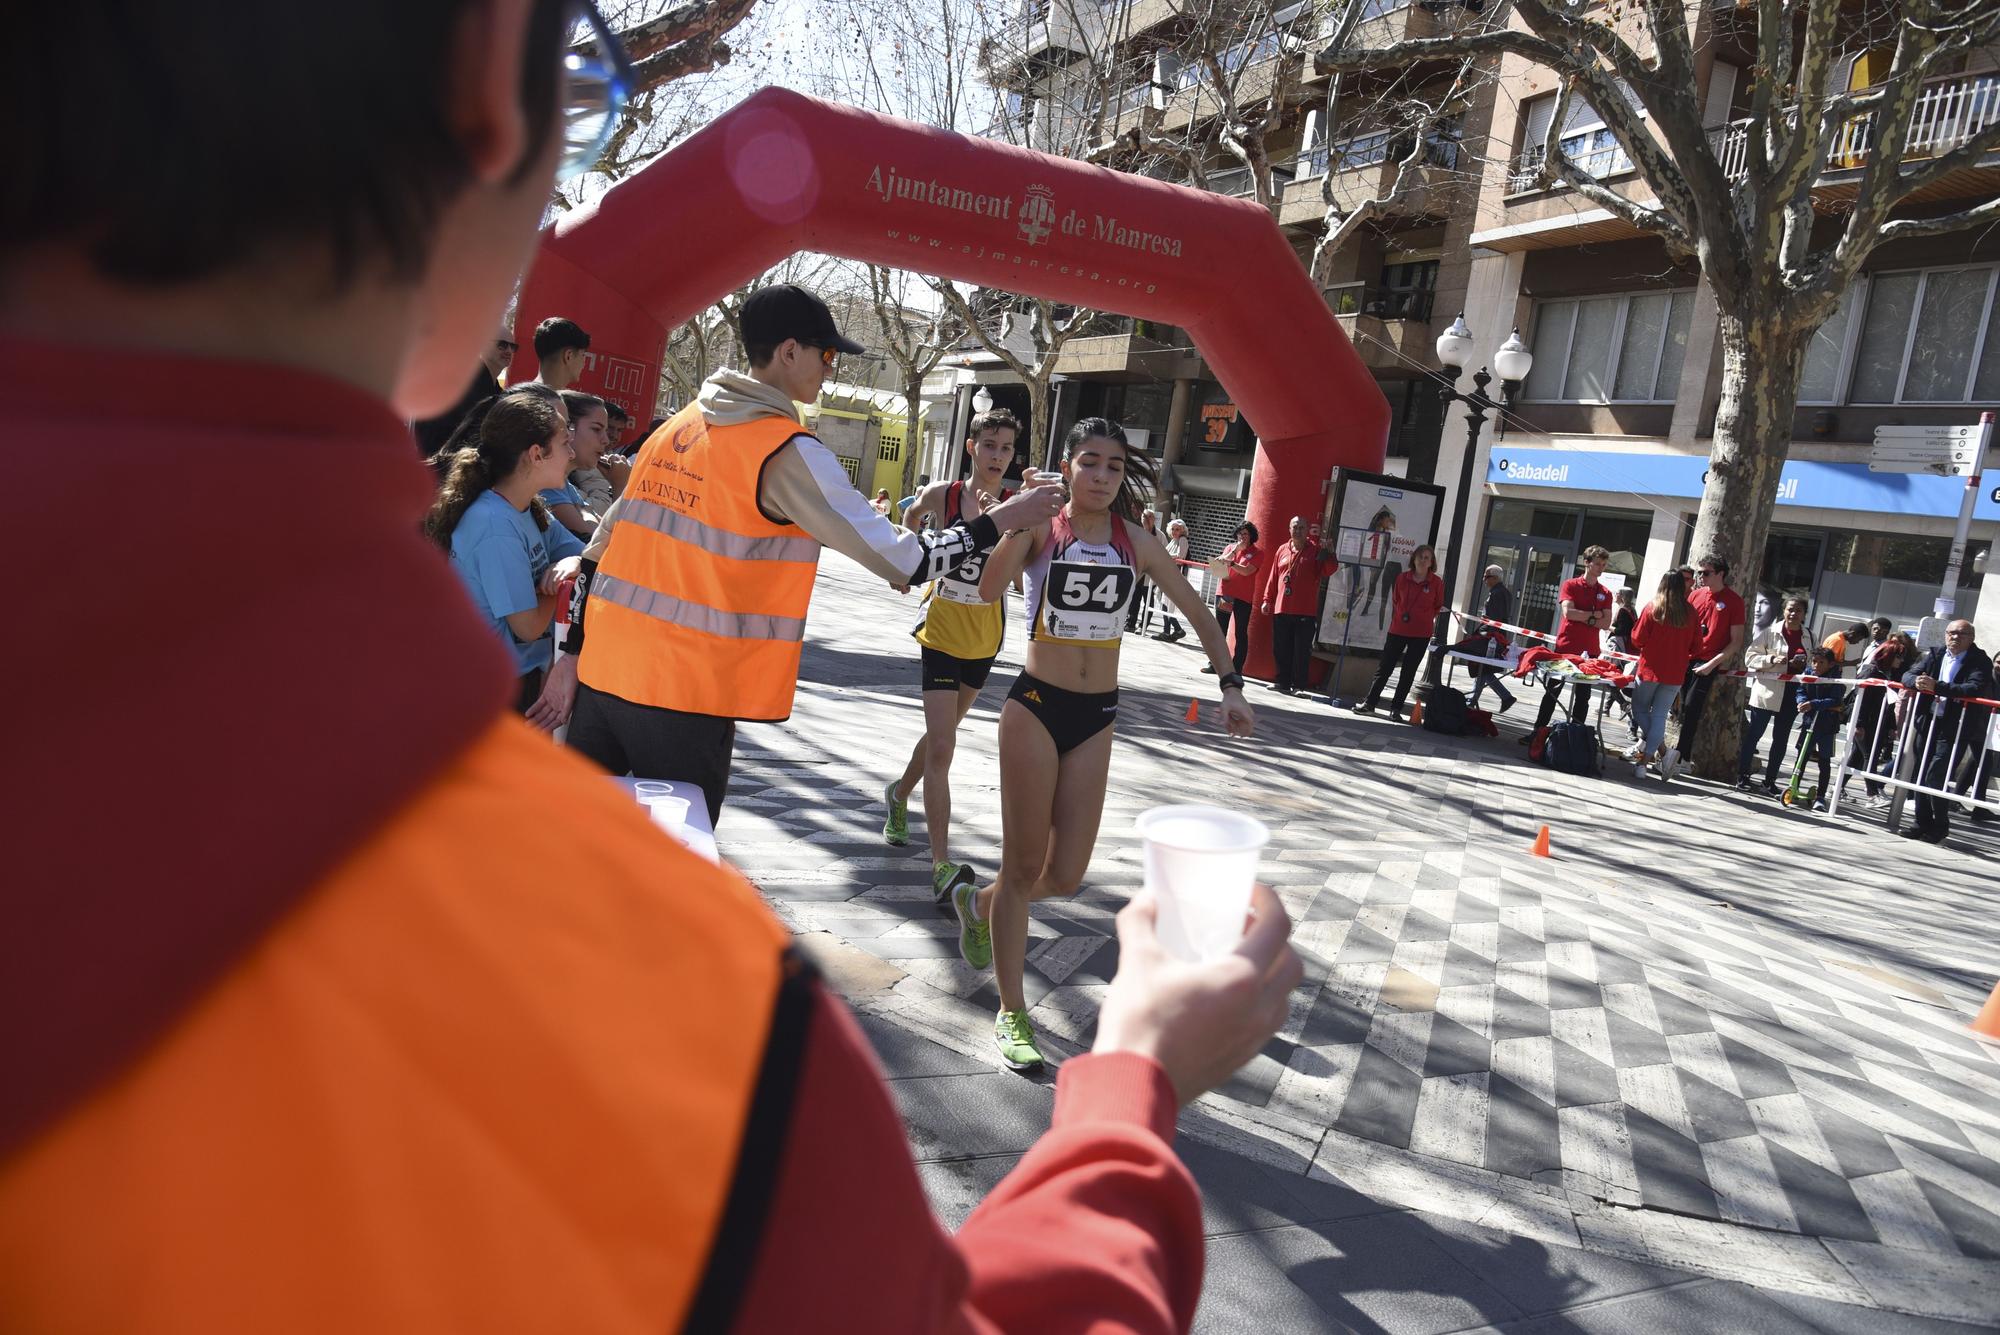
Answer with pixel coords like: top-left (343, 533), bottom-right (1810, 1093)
top-left (714, 553), bottom-right (2000, 1330)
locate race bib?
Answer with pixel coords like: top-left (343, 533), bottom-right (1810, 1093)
top-left (1041, 559), bottom-right (1135, 641)
top-left (935, 550), bottom-right (990, 605)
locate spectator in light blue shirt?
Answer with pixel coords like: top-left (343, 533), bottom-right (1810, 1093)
top-left (423, 390), bottom-right (583, 723)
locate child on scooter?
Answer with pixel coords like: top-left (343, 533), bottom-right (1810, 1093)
top-left (1794, 646), bottom-right (1848, 812)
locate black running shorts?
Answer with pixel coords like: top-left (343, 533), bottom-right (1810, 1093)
top-left (920, 645), bottom-right (995, 693)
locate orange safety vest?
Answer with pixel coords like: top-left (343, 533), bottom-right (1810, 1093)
top-left (0, 721), bottom-right (793, 1332)
top-left (581, 405), bottom-right (821, 721)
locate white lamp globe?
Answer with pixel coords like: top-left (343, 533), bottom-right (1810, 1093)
top-left (972, 387), bottom-right (995, 413)
top-left (1435, 314), bottom-right (1474, 370)
top-left (1493, 328), bottom-right (1534, 383)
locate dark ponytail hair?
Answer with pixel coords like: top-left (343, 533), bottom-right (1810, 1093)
top-left (559, 389), bottom-right (605, 423)
top-left (424, 392), bottom-right (565, 549)
top-left (1063, 416), bottom-right (1156, 521)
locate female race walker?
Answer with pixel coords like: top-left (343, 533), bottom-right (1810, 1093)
top-left (954, 417), bottom-right (1256, 1069)
top-left (882, 408), bottom-right (1024, 905)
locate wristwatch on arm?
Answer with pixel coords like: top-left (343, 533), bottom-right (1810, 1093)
top-left (1218, 672), bottom-right (1245, 695)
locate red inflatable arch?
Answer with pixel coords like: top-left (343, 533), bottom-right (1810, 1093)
top-left (514, 87), bottom-right (1388, 680)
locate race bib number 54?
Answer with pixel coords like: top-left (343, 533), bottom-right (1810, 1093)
top-left (1042, 560), bottom-right (1135, 640)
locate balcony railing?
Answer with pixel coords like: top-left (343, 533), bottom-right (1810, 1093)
top-left (1299, 130), bottom-right (1460, 179)
top-left (1324, 281), bottom-right (1436, 322)
top-left (1506, 137), bottom-right (1632, 194)
top-left (1707, 71), bottom-right (2000, 183)
top-left (1208, 163), bottom-right (1297, 198)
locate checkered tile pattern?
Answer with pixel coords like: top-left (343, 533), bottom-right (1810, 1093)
top-left (720, 553), bottom-right (2000, 1266)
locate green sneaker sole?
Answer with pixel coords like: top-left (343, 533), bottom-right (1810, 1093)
top-left (882, 781), bottom-right (908, 847)
top-left (953, 883), bottom-right (992, 971)
top-left (932, 860), bottom-right (976, 909)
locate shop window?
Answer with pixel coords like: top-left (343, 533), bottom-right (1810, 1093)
top-left (1845, 265), bottom-right (2000, 404)
top-left (1522, 290), bottom-right (1694, 403)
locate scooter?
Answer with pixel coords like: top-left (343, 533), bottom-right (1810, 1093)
top-left (1780, 726), bottom-right (1820, 808)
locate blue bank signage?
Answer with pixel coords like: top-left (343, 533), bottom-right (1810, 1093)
top-left (1487, 448), bottom-right (2000, 521)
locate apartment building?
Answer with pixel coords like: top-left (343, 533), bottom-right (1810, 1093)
top-left (971, 0), bottom-right (1498, 559)
top-left (1435, 7), bottom-right (2000, 643)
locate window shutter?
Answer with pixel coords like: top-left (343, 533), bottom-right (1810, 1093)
top-left (1521, 95), bottom-right (1557, 154)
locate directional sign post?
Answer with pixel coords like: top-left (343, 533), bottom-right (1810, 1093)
top-left (1869, 423), bottom-right (1981, 476)
top-left (1930, 412), bottom-right (1994, 618)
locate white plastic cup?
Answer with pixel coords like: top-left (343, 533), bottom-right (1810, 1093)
top-left (1135, 804), bottom-right (1269, 962)
top-left (644, 795), bottom-right (692, 830)
top-left (634, 780), bottom-right (676, 800)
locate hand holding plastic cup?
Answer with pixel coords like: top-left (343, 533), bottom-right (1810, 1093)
top-left (1135, 804), bottom-right (1270, 962)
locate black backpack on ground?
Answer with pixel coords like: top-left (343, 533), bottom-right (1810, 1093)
top-left (1422, 686), bottom-right (1469, 736)
top-left (1540, 721), bottom-right (1602, 776)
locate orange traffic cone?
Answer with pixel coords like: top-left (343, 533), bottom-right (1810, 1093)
top-left (1409, 700), bottom-right (1425, 726)
top-left (1185, 698), bottom-right (1200, 724)
top-left (1973, 980), bottom-right (2000, 1042)
top-left (1530, 825), bottom-right (1552, 858)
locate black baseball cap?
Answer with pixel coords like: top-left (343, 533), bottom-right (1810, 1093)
top-left (740, 284), bottom-right (867, 355)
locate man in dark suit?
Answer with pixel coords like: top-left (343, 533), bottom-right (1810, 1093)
top-left (1899, 620), bottom-right (1993, 844)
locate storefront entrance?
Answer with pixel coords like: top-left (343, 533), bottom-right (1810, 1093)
top-left (1481, 536), bottom-right (1575, 637)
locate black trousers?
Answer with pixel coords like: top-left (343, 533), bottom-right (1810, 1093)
top-left (567, 682), bottom-right (737, 825)
top-left (1217, 597), bottom-right (1252, 672)
top-left (1913, 714), bottom-right (1986, 835)
top-left (1676, 671), bottom-right (1717, 751)
top-left (1364, 632), bottom-right (1429, 711)
top-left (512, 668), bottom-right (546, 716)
top-left (1534, 679), bottom-right (1593, 731)
top-left (1271, 613), bottom-right (1316, 690)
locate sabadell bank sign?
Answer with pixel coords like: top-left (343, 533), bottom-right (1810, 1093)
top-left (1489, 448), bottom-right (1998, 521)
top-left (866, 165), bottom-right (1185, 296)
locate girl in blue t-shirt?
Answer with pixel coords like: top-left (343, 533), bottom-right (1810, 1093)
top-left (424, 390), bottom-right (584, 720)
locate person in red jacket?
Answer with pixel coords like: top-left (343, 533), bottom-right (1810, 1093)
top-left (0, 5), bottom-right (1301, 1331)
top-left (1522, 545), bottom-right (1614, 743)
top-left (1204, 521), bottom-right (1263, 675)
top-left (1625, 570), bottom-right (1701, 775)
top-left (1260, 516), bottom-right (1339, 694)
top-left (1354, 544), bottom-right (1443, 720)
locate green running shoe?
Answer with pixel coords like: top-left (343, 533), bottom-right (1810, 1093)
top-left (952, 881), bottom-right (991, 970)
top-left (994, 1009), bottom-right (1043, 1070)
top-left (882, 780), bottom-right (908, 847)
top-left (932, 859), bottom-right (975, 909)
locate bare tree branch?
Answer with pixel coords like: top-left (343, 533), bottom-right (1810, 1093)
top-left (1876, 192), bottom-right (2000, 243)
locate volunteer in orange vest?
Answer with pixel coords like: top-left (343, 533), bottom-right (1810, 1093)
top-left (3, 3), bottom-right (1304, 1332)
top-left (542, 284), bottom-right (1062, 823)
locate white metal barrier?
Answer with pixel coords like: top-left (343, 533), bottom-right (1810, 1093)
top-left (1826, 678), bottom-right (2000, 829)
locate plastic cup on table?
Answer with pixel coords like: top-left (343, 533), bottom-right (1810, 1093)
top-left (634, 780), bottom-right (675, 800)
top-left (644, 795), bottom-right (692, 831)
top-left (1134, 804), bottom-right (1270, 962)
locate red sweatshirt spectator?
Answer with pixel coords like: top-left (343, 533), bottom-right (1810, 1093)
top-left (1678, 554), bottom-right (1747, 754)
top-left (1208, 521), bottom-right (1262, 675)
top-left (1355, 544), bottom-right (1443, 719)
top-left (0, 7), bottom-right (1304, 1332)
top-left (1527, 545), bottom-right (1614, 740)
top-left (1261, 516), bottom-right (1338, 693)
top-left (1626, 571), bottom-right (1701, 768)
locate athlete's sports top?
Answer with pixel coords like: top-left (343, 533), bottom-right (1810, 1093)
top-left (1024, 509), bottom-right (1137, 649)
top-left (914, 481), bottom-right (1010, 661)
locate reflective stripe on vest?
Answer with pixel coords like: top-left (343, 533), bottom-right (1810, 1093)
top-left (580, 406), bottom-right (821, 721)
top-left (593, 572), bottom-right (808, 643)
top-left (619, 497), bottom-right (822, 565)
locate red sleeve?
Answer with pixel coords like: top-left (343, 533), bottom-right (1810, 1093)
top-left (727, 989), bottom-right (1200, 1335)
top-left (955, 1054), bottom-right (1203, 1334)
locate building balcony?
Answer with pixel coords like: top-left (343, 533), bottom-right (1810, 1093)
top-left (1160, 47), bottom-right (1304, 132)
top-left (1707, 70), bottom-right (2000, 199)
top-left (1302, 1), bottom-right (1448, 83)
top-left (1207, 162), bottom-right (1296, 201)
top-left (1323, 283), bottom-right (1435, 370)
top-left (1277, 133), bottom-right (1463, 226)
top-left (1052, 330), bottom-right (1202, 382)
top-left (981, 4), bottom-right (1090, 82)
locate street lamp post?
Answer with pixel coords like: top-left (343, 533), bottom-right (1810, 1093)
top-left (1422, 315), bottom-right (1533, 692)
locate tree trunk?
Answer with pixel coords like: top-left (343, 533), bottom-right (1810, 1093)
top-left (1027, 377), bottom-right (1053, 471)
top-left (899, 377), bottom-right (925, 500)
top-left (1683, 310), bottom-right (1811, 781)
